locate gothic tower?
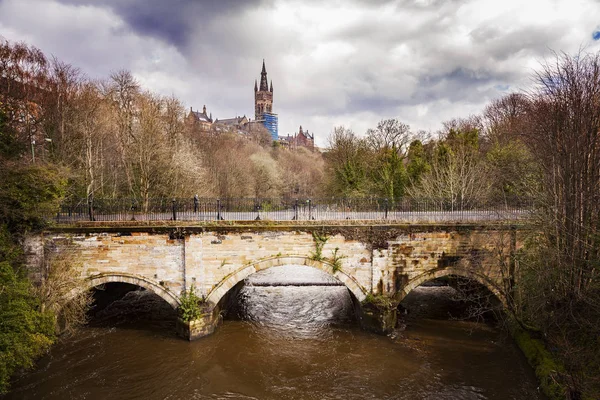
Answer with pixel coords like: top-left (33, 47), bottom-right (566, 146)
top-left (254, 59), bottom-right (273, 120)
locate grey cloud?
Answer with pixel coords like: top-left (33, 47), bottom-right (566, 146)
top-left (56, 0), bottom-right (268, 49)
top-left (414, 67), bottom-right (510, 103)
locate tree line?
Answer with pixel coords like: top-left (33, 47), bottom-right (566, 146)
top-left (325, 101), bottom-right (535, 207)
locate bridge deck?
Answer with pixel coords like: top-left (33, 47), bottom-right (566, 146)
top-left (45, 221), bottom-right (528, 235)
top-left (51, 210), bottom-right (532, 227)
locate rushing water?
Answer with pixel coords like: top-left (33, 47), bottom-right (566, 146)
top-left (5, 266), bottom-right (544, 400)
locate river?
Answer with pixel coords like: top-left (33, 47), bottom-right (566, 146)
top-left (5, 266), bottom-right (543, 400)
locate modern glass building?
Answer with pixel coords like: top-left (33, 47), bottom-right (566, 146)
top-left (261, 112), bottom-right (279, 140)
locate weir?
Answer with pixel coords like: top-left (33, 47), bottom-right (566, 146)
top-left (25, 222), bottom-right (525, 339)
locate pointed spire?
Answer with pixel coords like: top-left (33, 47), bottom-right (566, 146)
top-left (203, 105), bottom-right (206, 114)
top-left (270, 80), bottom-right (273, 92)
top-left (259, 60), bottom-right (268, 91)
top-left (254, 79), bottom-right (258, 92)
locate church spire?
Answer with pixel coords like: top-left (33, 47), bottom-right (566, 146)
top-left (254, 59), bottom-right (274, 122)
top-left (259, 59), bottom-right (269, 91)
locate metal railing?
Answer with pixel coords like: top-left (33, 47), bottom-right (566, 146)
top-left (51, 197), bottom-right (535, 224)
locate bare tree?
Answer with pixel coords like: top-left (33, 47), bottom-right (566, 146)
top-left (408, 140), bottom-right (491, 210)
top-left (250, 150), bottom-right (281, 197)
top-left (105, 70), bottom-right (139, 197)
top-left (0, 40), bottom-right (49, 161)
top-left (365, 119), bottom-right (412, 154)
top-left (35, 250), bottom-right (92, 336)
top-left (482, 94), bottom-right (538, 200)
top-left (519, 51), bottom-right (600, 397)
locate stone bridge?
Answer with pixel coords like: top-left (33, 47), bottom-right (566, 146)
top-left (25, 222), bottom-right (524, 339)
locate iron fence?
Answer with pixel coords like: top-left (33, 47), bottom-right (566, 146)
top-left (52, 196), bottom-right (535, 224)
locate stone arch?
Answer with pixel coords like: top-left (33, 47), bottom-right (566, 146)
top-left (205, 256), bottom-right (368, 307)
top-left (83, 273), bottom-right (181, 309)
top-left (399, 267), bottom-right (507, 307)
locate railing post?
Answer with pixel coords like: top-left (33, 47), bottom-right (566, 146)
top-left (308, 199), bottom-right (312, 220)
top-left (293, 199), bottom-right (298, 220)
top-left (88, 198), bottom-right (94, 221)
top-left (172, 198), bottom-right (177, 221)
top-left (194, 194), bottom-right (199, 213)
top-left (217, 199), bottom-right (223, 220)
top-left (384, 198), bottom-right (389, 220)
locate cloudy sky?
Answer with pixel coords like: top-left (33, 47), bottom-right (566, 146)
top-left (1, 0), bottom-right (599, 146)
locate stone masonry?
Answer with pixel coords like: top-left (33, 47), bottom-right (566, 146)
top-left (25, 224), bottom-right (524, 338)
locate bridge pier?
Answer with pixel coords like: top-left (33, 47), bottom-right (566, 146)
top-left (176, 305), bottom-right (221, 341)
top-left (355, 296), bottom-right (398, 335)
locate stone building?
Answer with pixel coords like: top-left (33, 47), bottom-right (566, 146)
top-left (186, 105), bottom-right (213, 131)
top-left (281, 125), bottom-right (315, 151)
top-left (213, 115), bottom-right (249, 134)
top-left (185, 61), bottom-right (280, 140)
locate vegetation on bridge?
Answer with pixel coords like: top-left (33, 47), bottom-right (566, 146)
top-left (178, 286), bottom-right (203, 322)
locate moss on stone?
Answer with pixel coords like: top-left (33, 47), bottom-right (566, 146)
top-left (362, 293), bottom-right (395, 310)
top-left (509, 320), bottom-right (567, 400)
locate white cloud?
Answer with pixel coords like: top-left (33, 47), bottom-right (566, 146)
top-left (1, 0), bottom-right (599, 146)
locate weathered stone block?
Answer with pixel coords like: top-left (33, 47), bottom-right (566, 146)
top-left (176, 308), bottom-right (221, 340)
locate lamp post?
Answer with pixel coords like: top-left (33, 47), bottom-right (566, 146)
top-left (255, 201), bottom-right (261, 221)
top-left (130, 199), bottom-right (137, 221)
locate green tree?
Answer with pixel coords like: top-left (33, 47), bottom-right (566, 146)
top-left (371, 146), bottom-right (407, 200)
top-left (406, 140), bottom-right (430, 184)
top-left (324, 126), bottom-right (371, 197)
top-left (0, 108), bottom-right (24, 159)
top-left (0, 260), bottom-right (55, 394)
top-left (0, 157), bottom-right (67, 394)
top-left (0, 163), bottom-right (67, 233)
top-left (366, 119), bottom-right (412, 200)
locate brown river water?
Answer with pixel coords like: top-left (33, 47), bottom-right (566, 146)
top-left (5, 266), bottom-right (544, 400)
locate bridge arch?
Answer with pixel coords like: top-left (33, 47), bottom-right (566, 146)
top-left (399, 267), bottom-right (507, 307)
top-left (83, 273), bottom-right (181, 309)
top-left (205, 256), bottom-right (368, 307)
